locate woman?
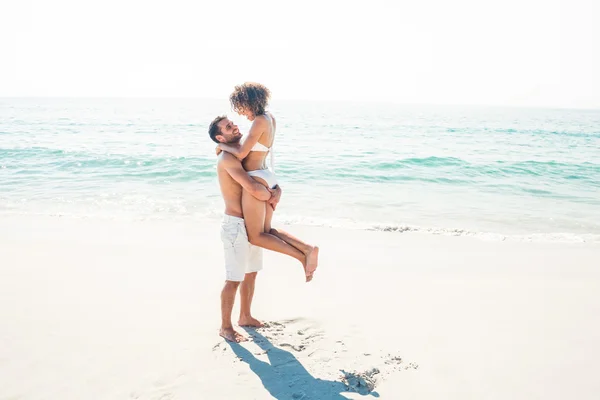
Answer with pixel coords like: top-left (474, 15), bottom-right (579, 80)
top-left (217, 82), bottom-right (319, 281)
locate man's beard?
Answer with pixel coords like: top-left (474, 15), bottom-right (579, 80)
top-left (228, 135), bottom-right (242, 144)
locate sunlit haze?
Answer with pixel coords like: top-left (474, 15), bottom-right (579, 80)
top-left (2, 0), bottom-right (599, 108)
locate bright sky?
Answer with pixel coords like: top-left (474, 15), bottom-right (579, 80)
top-left (1, 0), bottom-right (599, 108)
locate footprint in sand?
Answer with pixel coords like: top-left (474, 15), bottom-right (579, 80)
top-left (280, 343), bottom-right (307, 352)
top-left (340, 367), bottom-right (380, 395)
top-left (246, 319), bottom-right (327, 357)
top-left (384, 355), bottom-right (403, 365)
top-left (384, 354), bottom-right (419, 370)
top-left (405, 362), bottom-right (419, 370)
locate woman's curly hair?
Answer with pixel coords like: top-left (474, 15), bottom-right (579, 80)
top-left (229, 82), bottom-right (271, 116)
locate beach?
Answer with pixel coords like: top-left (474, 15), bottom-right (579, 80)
top-left (2, 97), bottom-right (600, 399)
top-left (3, 0), bottom-right (600, 396)
top-left (2, 215), bottom-right (599, 399)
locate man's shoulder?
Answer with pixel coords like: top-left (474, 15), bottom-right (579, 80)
top-left (217, 152), bottom-right (240, 167)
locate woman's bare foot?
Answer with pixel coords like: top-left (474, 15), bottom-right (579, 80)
top-left (238, 316), bottom-right (264, 328)
top-left (305, 246), bottom-right (319, 275)
top-left (219, 327), bottom-right (248, 343)
top-left (302, 260), bottom-right (313, 282)
top-left (300, 246), bottom-right (318, 282)
top-left (302, 263), bottom-right (315, 282)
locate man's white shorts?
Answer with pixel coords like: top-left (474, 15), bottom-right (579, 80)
top-left (220, 215), bottom-right (263, 282)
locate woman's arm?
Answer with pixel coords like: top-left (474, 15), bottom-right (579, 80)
top-left (218, 117), bottom-right (268, 160)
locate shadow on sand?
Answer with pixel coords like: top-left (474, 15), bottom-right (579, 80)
top-left (227, 328), bottom-right (379, 400)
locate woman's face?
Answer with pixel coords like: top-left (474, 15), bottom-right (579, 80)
top-left (236, 106), bottom-right (254, 121)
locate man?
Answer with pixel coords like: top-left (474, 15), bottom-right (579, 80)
top-left (208, 115), bottom-right (281, 343)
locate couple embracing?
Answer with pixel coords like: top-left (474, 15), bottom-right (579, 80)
top-left (208, 82), bottom-right (319, 343)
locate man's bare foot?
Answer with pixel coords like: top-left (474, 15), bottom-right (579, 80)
top-left (219, 327), bottom-right (248, 343)
top-left (305, 246), bottom-right (319, 275)
top-left (238, 316), bottom-right (264, 328)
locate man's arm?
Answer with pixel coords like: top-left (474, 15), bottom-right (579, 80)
top-left (218, 117), bottom-right (267, 160)
top-left (221, 153), bottom-right (272, 201)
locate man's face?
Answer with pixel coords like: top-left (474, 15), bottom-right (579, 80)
top-left (216, 118), bottom-right (242, 143)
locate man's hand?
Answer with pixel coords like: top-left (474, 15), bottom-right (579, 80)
top-left (268, 185), bottom-right (282, 211)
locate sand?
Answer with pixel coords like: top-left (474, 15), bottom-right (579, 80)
top-left (1, 215), bottom-right (600, 399)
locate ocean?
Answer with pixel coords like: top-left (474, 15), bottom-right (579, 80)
top-left (1, 97), bottom-right (599, 243)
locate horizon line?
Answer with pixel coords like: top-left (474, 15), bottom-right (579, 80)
top-left (1, 96), bottom-right (599, 112)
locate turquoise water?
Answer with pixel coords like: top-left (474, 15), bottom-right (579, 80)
top-left (1, 98), bottom-right (599, 242)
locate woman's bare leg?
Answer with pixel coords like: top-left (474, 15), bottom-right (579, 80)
top-left (242, 190), bottom-right (310, 280)
top-left (264, 203), bottom-right (274, 233)
top-left (264, 203), bottom-right (319, 279)
top-left (269, 228), bottom-right (319, 277)
top-left (263, 203), bottom-right (319, 281)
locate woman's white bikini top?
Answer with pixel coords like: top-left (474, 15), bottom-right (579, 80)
top-left (249, 114), bottom-right (275, 170)
top-left (250, 142), bottom-right (270, 152)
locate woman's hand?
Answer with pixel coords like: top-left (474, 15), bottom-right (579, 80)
top-left (215, 145), bottom-right (222, 156)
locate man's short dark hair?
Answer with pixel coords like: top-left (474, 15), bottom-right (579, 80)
top-left (208, 115), bottom-right (227, 143)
